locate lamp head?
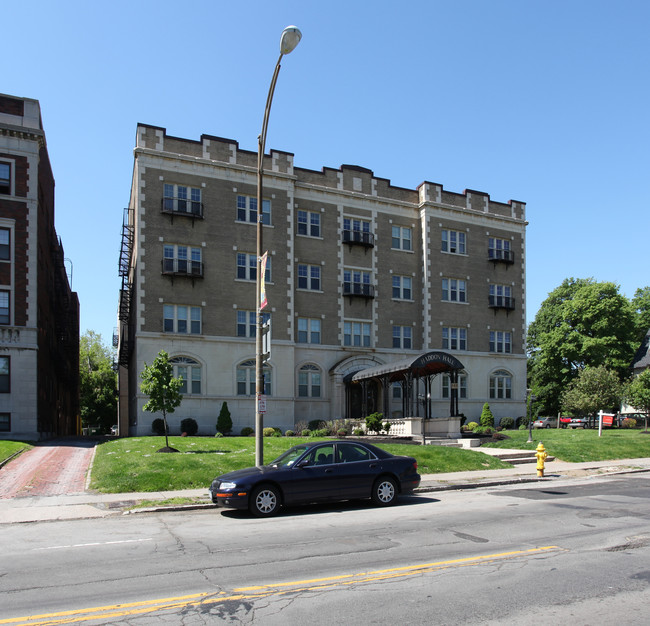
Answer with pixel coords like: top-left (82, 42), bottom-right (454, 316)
top-left (280, 26), bottom-right (302, 55)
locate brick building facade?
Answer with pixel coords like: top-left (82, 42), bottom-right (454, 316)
top-left (117, 124), bottom-right (527, 436)
top-left (0, 94), bottom-right (79, 440)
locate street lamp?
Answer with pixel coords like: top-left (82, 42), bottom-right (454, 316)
top-left (255, 26), bottom-right (302, 467)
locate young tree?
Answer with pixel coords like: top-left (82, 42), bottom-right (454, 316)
top-left (80, 331), bottom-right (117, 433)
top-left (217, 401), bottom-right (233, 435)
top-left (626, 369), bottom-right (650, 432)
top-left (480, 402), bottom-right (494, 428)
top-left (527, 278), bottom-right (637, 415)
top-left (560, 366), bottom-right (623, 417)
top-left (140, 350), bottom-right (183, 452)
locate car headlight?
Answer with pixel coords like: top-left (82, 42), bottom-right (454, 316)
top-left (219, 481), bottom-right (237, 490)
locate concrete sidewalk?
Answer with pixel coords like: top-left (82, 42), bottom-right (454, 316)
top-left (2, 452), bottom-right (649, 524)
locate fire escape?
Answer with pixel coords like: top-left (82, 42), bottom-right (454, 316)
top-left (118, 207), bottom-right (134, 367)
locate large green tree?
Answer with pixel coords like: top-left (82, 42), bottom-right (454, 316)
top-left (632, 286), bottom-right (650, 341)
top-left (527, 278), bottom-right (637, 415)
top-left (140, 350), bottom-right (183, 451)
top-left (80, 331), bottom-right (117, 433)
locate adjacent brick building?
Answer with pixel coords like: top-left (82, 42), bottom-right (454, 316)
top-left (117, 124), bottom-right (527, 436)
top-left (0, 94), bottom-right (79, 440)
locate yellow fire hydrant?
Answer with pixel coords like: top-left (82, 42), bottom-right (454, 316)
top-left (535, 442), bottom-right (548, 477)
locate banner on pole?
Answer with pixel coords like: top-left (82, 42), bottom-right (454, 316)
top-left (260, 251), bottom-right (268, 311)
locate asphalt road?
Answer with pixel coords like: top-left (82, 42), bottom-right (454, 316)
top-left (2, 473), bottom-right (649, 624)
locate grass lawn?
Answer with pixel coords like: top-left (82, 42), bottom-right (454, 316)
top-left (0, 440), bottom-right (32, 464)
top-left (89, 436), bottom-right (512, 494)
top-left (482, 428), bottom-right (650, 462)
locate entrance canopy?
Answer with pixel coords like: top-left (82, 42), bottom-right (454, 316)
top-left (352, 351), bottom-right (464, 384)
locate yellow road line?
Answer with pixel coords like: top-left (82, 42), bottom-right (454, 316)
top-left (3, 547), bottom-right (561, 625)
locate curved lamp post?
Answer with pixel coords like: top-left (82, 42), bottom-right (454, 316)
top-left (255, 26), bottom-right (302, 466)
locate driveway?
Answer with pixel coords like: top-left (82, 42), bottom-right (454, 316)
top-left (0, 437), bottom-right (96, 499)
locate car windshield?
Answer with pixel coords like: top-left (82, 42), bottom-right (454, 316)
top-left (268, 445), bottom-right (310, 468)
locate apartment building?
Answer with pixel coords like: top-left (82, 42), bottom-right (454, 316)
top-left (0, 94), bottom-right (79, 440)
top-left (117, 124), bottom-right (527, 436)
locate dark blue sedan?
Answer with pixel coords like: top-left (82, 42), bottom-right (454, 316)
top-left (209, 440), bottom-right (421, 517)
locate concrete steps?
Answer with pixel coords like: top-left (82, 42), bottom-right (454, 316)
top-left (488, 451), bottom-right (556, 465)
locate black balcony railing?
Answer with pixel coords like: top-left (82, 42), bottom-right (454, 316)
top-left (488, 248), bottom-right (515, 264)
top-left (488, 295), bottom-right (515, 310)
top-left (161, 197), bottom-right (204, 218)
top-left (343, 282), bottom-right (375, 298)
top-left (342, 229), bottom-right (374, 248)
top-left (162, 259), bottom-right (204, 278)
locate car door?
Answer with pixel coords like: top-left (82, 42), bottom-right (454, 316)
top-left (335, 442), bottom-right (381, 499)
top-left (282, 443), bottom-right (341, 504)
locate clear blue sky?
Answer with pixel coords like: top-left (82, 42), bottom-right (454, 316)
top-left (5, 0), bottom-right (649, 346)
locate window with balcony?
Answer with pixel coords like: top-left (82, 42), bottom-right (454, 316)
top-left (0, 162), bottom-right (10, 195)
top-left (163, 245), bottom-right (203, 277)
top-left (163, 184), bottom-right (202, 216)
top-left (392, 225), bottom-right (412, 251)
top-left (442, 327), bottom-right (467, 351)
top-left (442, 230), bottom-right (466, 254)
top-left (392, 275), bottom-right (412, 300)
top-left (297, 210), bottom-right (321, 237)
top-left (392, 325), bottom-right (412, 349)
top-left (489, 284), bottom-right (514, 310)
top-left (237, 359), bottom-right (271, 396)
top-left (442, 371), bottom-right (468, 399)
top-left (297, 317), bottom-right (321, 344)
top-left (170, 356), bottom-right (201, 395)
top-left (344, 320), bottom-right (371, 347)
top-left (488, 237), bottom-right (514, 263)
top-left (237, 253), bottom-right (271, 283)
top-left (344, 269), bottom-right (373, 297)
top-left (442, 278), bottom-right (467, 303)
top-left (237, 195), bottom-right (270, 225)
top-left (298, 364), bottom-right (321, 398)
top-left (298, 264), bottom-right (321, 290)
top-left (489, 330), bottom-right (512, 353)
top-left (342, 218), bottom-right (374, 247)
top-left (237, 310), bottom-right (270, 338)
top-left (163, 304), bottom-right (201, 334)
top-left (490, 369), bottom-right (512, 399)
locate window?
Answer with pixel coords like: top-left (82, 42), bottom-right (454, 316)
top-left (442, 230), bottom-right (466, 254)
top-left (344, 269), bottom-right (371, 296)
top-left (237, 195), bottom-right (270, 225)
top-left (392, 382), bottom-right (402, 399)
top-left (298, 264), bottom-right (321, 290)
top-left (236, 311), bottom-right (270, 338)
top-left (298, 364), bottom-right (321, 398)
top-left (392, 275), bottom-right (412, 300)
top-left (442, 371), bottom-right (468, 399)
top-left (0, 162), bottom-right (10, 195)
top-left (344, 321), bottom-right (371, 347)
top-left (343, 218), bottom-right (374, 245)
top-left (163, 305), bottom-right (201, 334)
top-left (488, 237), bottom-right (513, 262)
top-left (237, 253), bottom-right (271, 282)
top-left (170, 356), bottom-right (201, 394)
top-left (442, 278), bottom-right (467, 303)
top-left (490, 331), bottom-right (512, 353)
top-left (0, 229), bottom-right (9, 261)
top-left (489, 284), bottom-right (513, 308)
top-left (392, 225), bottom-right (412, 251)
top-left (343, 217), bottom-right (371, 235)
top-left (163, 245), bottom-right (202, 275)
top-left (297, 317), bottom-right (321, 344)
top-left (490, 369), bottom-right (512, 399)
top-left (0, 356), bottom-right (9, 393)
top-left (237, 359), bottom-right (271, 396)
top-left (163, 184), bottom-right (202, 215)
top-left (0, 413), bottom-right (9, 432)
top-left (442, 327), bottom-right (467, 350)
top-left (392, 325), bottom-right (412, 349)
top-left (297, 210), bottom-right (321, 237)
top-left (0, 291), bottom-right (9, 324)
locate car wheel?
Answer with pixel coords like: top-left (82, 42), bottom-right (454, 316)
top-left (249, 484), bottom-right (281, 517)
top-left (545, 425), bottom-right (550, 429)
top-left (372, 476), bottom-right (397, 506)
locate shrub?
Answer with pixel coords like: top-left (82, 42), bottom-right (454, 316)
top-left (301, 429), bottom-right (311, 437)
top-left (310, 428), bottom-right (329, 438)
top-left (241, 426), bottom-right (254, 437)
top-left (263, 427), bottom-right (278, 437)
top-left (353, 428), bottom-right (364, 436)
top-left (308, 420), bottom-right (324, 431)
top-left (365, 412), bottom-right (384, 434)
top-left (466, 421), bottom-right (479, 431)
top-left (480, 403), bottom-right (494, 428)
top-left (499, 416), bottom-right (514, 430)
top-left (622, 418), bottom-right (637, 428)
top-left (217, 401), bottom-right (233, 435)
top-left (383, 422), bottom-right (392, 434)
top-left (152, 418), bottom-right (168, 436)
top-left (518, 424), bottom-right (528, 430)
top-left (214, 431), bottom-right (223, 438)
top-left (473, 426), bottom-right (494, 436)
top-left (285, 429), bottom-right (295, 437)
top-left (180, 418), bottom-right (198, 436)
top-left (336, 429), bottom-right (348, 437)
